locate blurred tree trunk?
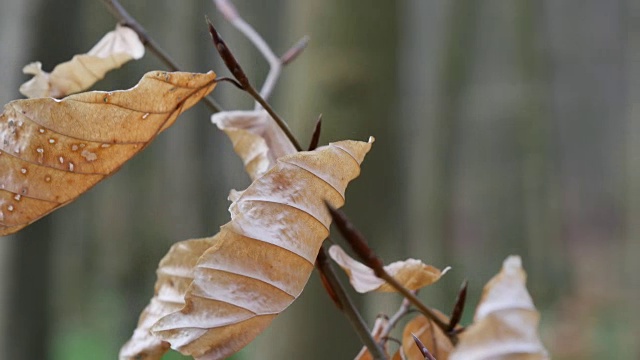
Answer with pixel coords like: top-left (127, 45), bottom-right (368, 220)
top-left (254, 1), bottom-right (399, 359)
top-left (398, 0), bottom-right (478, 307)
top-left (1, 1), bottom-right (245, 359)
top-left (624, 0), bottom-right (640, 356)
top-left (1, 1), bottom-right (83, 359)
top-left (0, 0), bottom-right (35, 356)
top-left (514, 0), bottom-right (566, 301)
top-left (543, 0), bottom-right (626, 300)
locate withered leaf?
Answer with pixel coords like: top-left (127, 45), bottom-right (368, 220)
top-left (392, 311), bottom-right (454, 360)
top-left (449, 256), bottom-right (549, 360)
top-left (211, 110), bottom-right (296, 181)
top-left (119, 238), bottom-right (214, 360)
top-left (20, 24), bottom-right (145, 98)
top-left (0, 71), bottom-right (217, 236)
top-left (121, 138), bottom-right (374, 360)
top-left (328, 244), bottom-right (449, 293)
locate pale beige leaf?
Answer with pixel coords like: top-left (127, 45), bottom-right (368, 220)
top-left (0, 71), bottom-right (217, 236)
top-left (449, 256), bottom-right (549, 360)
top-left (328, 244), bottom-right (448, 293)
top-left (119, 238), bottom-right (214, 360)
top-left (20, 24), bottom-right (145, 98)
top-left (138, 138), bottom-right (374, 360)
top-left (211, 110), bottom-right (296, 180)
top-left (391, 311), bottom-right (454, 360)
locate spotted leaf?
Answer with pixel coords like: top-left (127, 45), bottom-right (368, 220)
top-left (0, 70), bottom-right (217, 236)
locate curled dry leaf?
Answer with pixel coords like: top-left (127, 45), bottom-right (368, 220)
top-left (392, 311), bottom-right (454, 360)
top-left (328, 244), bottom-right (448, 293)
top-left (211, 110), bottom-right (296, 180)
top-left (0, 70), bottom-right (217, 236)
top-left (119, 238), bottom-right (213, 359)
top-left (449, 256), bottom-right (549, 360)
top-left (20, 24), bottom-right (145, 98)
top-left (121, 137), bottom-right (374, 360)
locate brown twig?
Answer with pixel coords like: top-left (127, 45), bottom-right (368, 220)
top-left (206, 18), bottom-right (303, 151)
top-left (102, 0), bottom-right (223, 113)
top-left (378, 297), bottom-right (413, 347)
top-left (412, 334), bottom-right (437, 360)
top-left (213, 0), bottom-right (309, 103)
top-left (447, 280), bottom-right (468, 332)
top-left (307, 114), bottom-right (323, 151)
top-left (317, 247), bottom-right (388, 360)
top-left (326, 203), bottom-right (459, 345)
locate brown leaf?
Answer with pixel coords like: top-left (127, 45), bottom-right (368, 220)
top-left (328, 245), bottom-right (448, 293)
top-left (0, 70), bottom-right (217, 236)
top-left (449, 256), bottom-right (549, 360)
top-left (211, 110), bottom-right (296, 180)
top-left (392, 311), bottom-right (454, 360)
top-left (20, 24), bottom-right (145, 98)
top-left (119, 238), bottom-right (214, 360)
top-left (121, 138), bottom-right (374, 359)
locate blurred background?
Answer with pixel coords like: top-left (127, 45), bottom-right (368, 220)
top-left (0, 0), bottom-right (637, 359)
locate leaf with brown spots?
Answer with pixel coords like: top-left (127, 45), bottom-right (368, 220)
top-left (0, 70), bottom-right (217, 236)
top-left (120, 138), bottom-right (374, 360)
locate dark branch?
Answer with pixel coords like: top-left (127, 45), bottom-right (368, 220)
top-left (102, 0), bottom-right (222, 113)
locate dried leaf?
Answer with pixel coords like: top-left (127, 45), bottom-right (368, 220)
top-left (328, 245), bottom-right (448, 293)
top-left (392, 311), bottom-right (454, 360)
top-left (122, 138), bottom-right (374, 359)
top-left (119, 238), bottom-right (214, 360)
top-left (20, 24), bottom-right (145, 98)
top-left (0, 70), bottom-right (217, 236)
top-left (449, 256), bottom-right (549, 360)
top-left (211, 110), bottom-right (296, 180)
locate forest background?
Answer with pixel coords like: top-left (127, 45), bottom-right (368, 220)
top-left (0, 1), bottom-right (637, 359)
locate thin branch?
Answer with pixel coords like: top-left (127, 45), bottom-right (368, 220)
top-left (317, 247), bottom-right (388, 360)
top-left (213, 0), bottom-right (309, 105)
top-left (447, 280), bottom-right (468, 332)
top-left (102, 0), bottom-right (223, 113)
top-left (280, 36), bottom-right (310, 65)
top-left (207, 19), bottom-right (303, 151)
top-left (326, 204), bottom-right (459, 345)
top-left (307, 114), bottom-right (323, 151)
top-left (412, 334), bottom-right (437, 360)
top-left (379, 297), bottom-right (413, 346)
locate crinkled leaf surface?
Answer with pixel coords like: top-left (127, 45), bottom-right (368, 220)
top-left (211, 110), bottom-right (296, 181)
top-left (121, 137), bottom-right (374, 360)
top-left (119, 238), bottom-right (214, 359)
top-left (391, 311), bottom-right (454, 360)
top-left (20, 24), bottom-right (145, 98)
top-left (0, 70), bottom-right (217, 236)
top-left (328, 244), bottom-right (448, 293)
top-left (449, 256), bottom-right (549, 360)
